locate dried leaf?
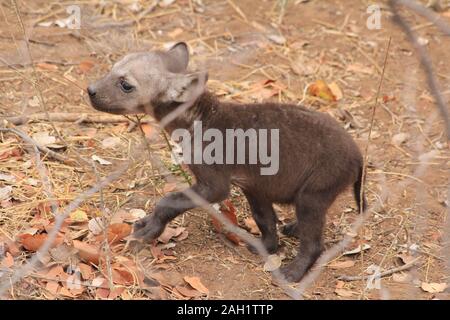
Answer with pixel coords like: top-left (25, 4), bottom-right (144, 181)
top-left (0, 186), bottom-right (12, 201)
top-left (45, 281), bottom-right (60, 295)
top-left (176, 230), bottom-right (189, 241)
top-left (29, 96), bottom-right (41, 107)
top-left (96, 286), bottom-right (110, 299)
top-left (392, 133), bottom-right (409, 146)
top-left (347, 63), bottom-right (374, 75)
top-left (92, 155), bottom-right (112, 165)
top-left (46, 265), bottom-right (67, 280)
top-left (88, 217), bottom-right (105, 235)
top-left (107, 223), bottom-right (132, 244)
top-left (112, 209), bottom-right (146, 224)
top-left (291, 55), bottom-right (315, 76)
top-left (421, 282), bottom-right (447, 293)
top-left (109, 287), bottom-right (125, 299)
top-left (36, 62), bottom-right (58, 71)
top-left (92, 277), bottom-right (106, 287)
top-left (0, 147), bottom-right (22, 160)
top-left (58, 286), bottom-right (76, 298)
top-left (397, 253), bottom-right (416, 265)
top-left (392, 272), bottom-right (411, 283)
top-left (211, 200), bottom-right (240, 245)
top-left (73, 240), bottom-right (101, 265)
top-left (308, 80), bottom-right (336, 102)
top-left (175, 285), bottom-right (203, 298)
top-left (343, 244), bottom-right (371, 256)
top-left (78, 263), bottom-right (93, 280)
top-left (5, 239), bottom-right (21, 257)
top-left (128, 209), bottom-right (146, 221)
top-left (158, 226), bottom-right (185, 244)
top-left (168, 27), bottom-right (184, 38)
top-left (327, 260), bottom-right (355, 269)
top-left (110, 266), bottom-right (135, 286)
top-left (243, 217), bottom-right (260, 235)
top-left (0, 252), bottom-right (14, 268)
top-left (140, 123), bottom-right (153, 139)
top-left (159, 0), bottom-right (176, 7)
top-left (49, 243), bottom-right (76, 262)
top-left (0, 173), bottom-right (16, 183)
top-left (335, 288), bottom-right (355, 297)
top-left (70, 209), bottom-right (89, 223)
top-left (263, 254), bottom-right (282, 272)
top-left (149, 245), bottom-right (164, 261)
top-left (79, 60), bottom-right (95, 73)
top-left (328, 82), bottom-right (343, 101)
top-left (163, 182), bottom-right (177, 193)
top-left (32, 132), bottom-right (56, 147)
top-left (101, 137), bottom-right (121, 149)
top-left (19, 233), bottom-right (63, 252)
top-left (184, 276), bottom-right (209, 295)
top-left (267, 34), bottom-right (286, 45)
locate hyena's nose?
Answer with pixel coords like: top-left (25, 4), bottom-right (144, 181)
top-left (87, 85), bottom-right (96, 97)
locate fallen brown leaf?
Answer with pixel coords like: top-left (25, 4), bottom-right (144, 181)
top-left (184, 276), bottom-right (209, 295)
top-left (175, 285), bottom-right (203, 298)
top-left (397, 253), bottom-right (416, 265)
top-left (78, 263), bottom-right (93, 280)
top-left (308, 80), bottom-right (336, 102)
top-left (36, 62), bottom-right (58, 71)
top-left (0, 252), bottom-right (14, 268)
top-left (158, 226), bottom-right (185, 244)
top-left (79, 60), bottom-right (95, 73)
top-left (243, 217), bottom-right (260, 235)
top-left (421, 282), bottom-right (447, 293)
top-left (109, 287), bottom-right (125, 299)
top-left (45, 281), bottom-right (60, 295)
top-left (18, 233), bottom-right (63, 252)
top-left (328, 82), bottom-right (343, 101)
top-left (107, 223), bottom-right (132, 244)
top-left (69, 209), bottom-right (89, 223)
top-left (335, 288), bottom-right (355, 298)
top-left (211, 200), bottom-right (240, 245)
top-left (140, 123), bottom-right (153, 138)
top-left (110, 265), bottom-right (135, 286)
top-left (73, 240), bottom-right (101, 265)
top-left (163, 182), bottom-right (177, 193)
top-left (327, 260), bottom-right (355, 269)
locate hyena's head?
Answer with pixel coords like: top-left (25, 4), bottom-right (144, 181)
top-left (87, 42), bottom-right (207, 115)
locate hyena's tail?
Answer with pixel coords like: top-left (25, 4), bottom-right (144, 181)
top-left (353, 166), bottom-right (367, 214)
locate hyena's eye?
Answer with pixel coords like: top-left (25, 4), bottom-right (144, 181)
top-left (120, 79), bottom-right (134, 93)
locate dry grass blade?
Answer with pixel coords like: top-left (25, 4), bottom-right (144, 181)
top-left (360, 37), bottom-right (392, 214)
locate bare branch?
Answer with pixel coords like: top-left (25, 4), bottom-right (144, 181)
top-left (338, 257), bottom-right (421, 281)
top-left (4, 113), bottom-right (131, 126)
top-left (389, 0), bottom-right (450, 139)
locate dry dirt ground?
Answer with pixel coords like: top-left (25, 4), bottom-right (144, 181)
top-left (0, 0), bottom-right (449, 300)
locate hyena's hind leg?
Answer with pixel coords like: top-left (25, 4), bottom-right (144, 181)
top-left (280, 191), bottom-right (337, 282)
top-left (244, 192), bottom-right (279, 254)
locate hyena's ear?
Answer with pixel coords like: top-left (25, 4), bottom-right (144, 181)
top-left (162, 42), bottom-right (189, 73)
top-left (165, 71), bottom-right (208, 103)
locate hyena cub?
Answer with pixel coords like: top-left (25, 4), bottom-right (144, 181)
top-left (87, 42), bottom-right (366, 282)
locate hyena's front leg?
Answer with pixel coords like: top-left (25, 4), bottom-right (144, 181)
top-left (133, 181), bottom-right (230, 242)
